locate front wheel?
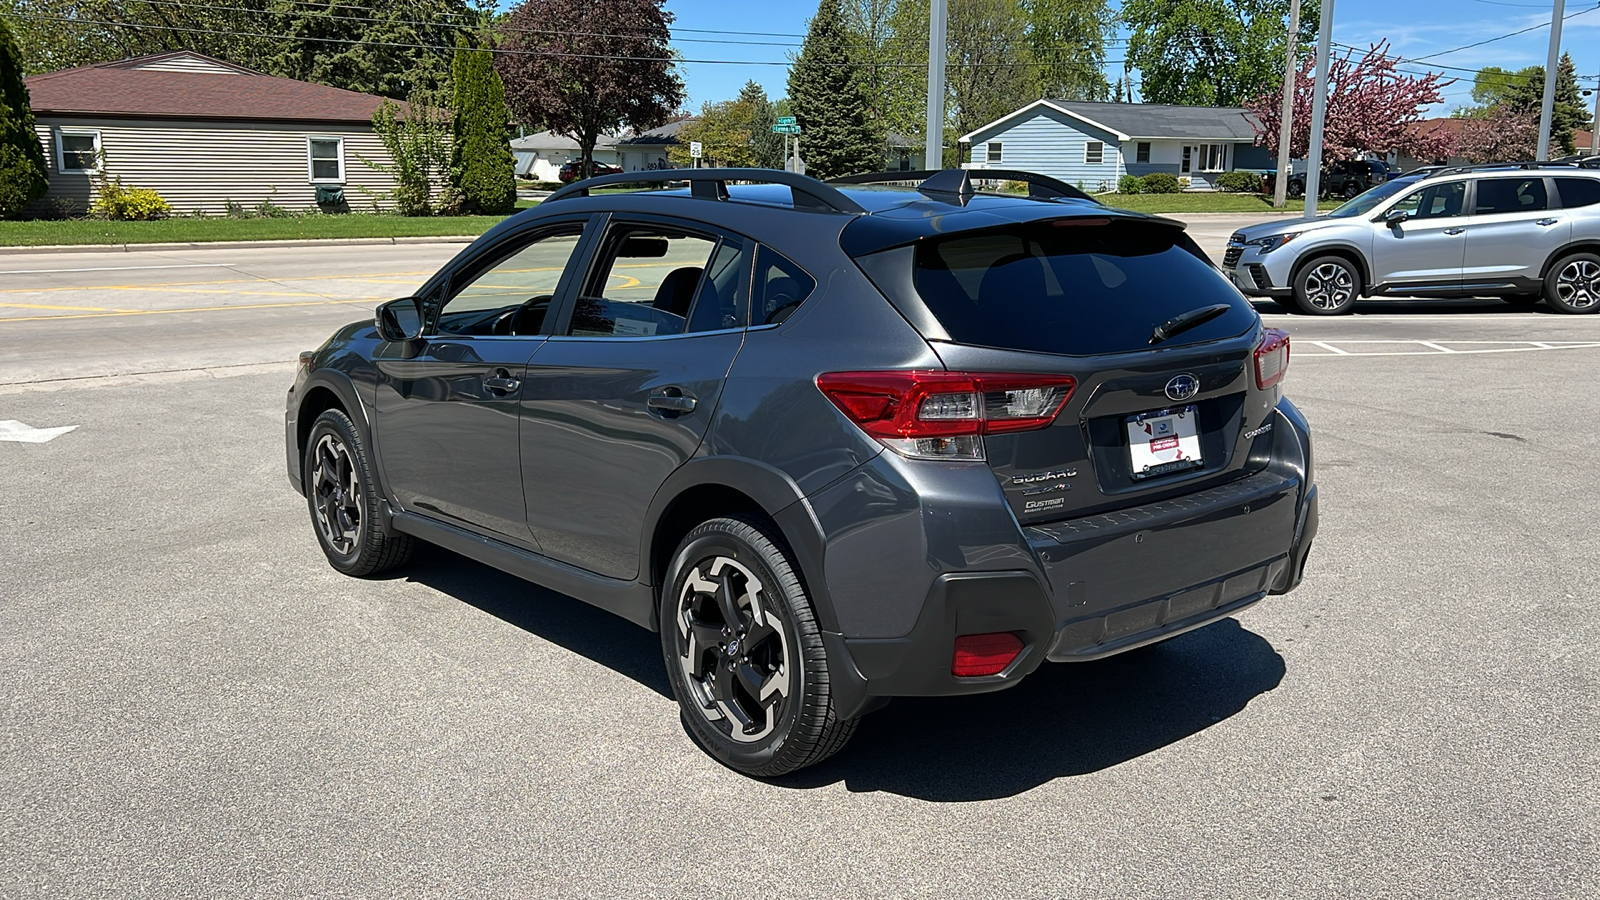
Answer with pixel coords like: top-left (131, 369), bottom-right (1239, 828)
top-left (1543, 252), bottom-right (1600, 314)
top-left (661, 516), bottom-right (856, 777)
top-left (1292, 256), bottom-right (1363, 315)
top-left (303, 409), bottom-right (414, 576)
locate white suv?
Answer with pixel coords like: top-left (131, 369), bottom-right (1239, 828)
top-left (1226, 160), bottom-right (1600, 315)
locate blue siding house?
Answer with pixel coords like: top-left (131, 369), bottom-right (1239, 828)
top-left (960, 100), bottom-right (1271, 191)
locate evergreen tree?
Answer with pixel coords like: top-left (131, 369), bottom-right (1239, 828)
top-left (451, 37), bottom-right (516, 215)
top-left (789, 0), bottom-right (880, 179)
top-left (741, 81), bottom-right (785, 170)
top-left (0, 14), bottom-right (48, 218)
top-left (1500, 53), bottom-right (1591, 156)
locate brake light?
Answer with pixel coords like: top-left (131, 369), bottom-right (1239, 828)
top-left (816, 371), bottom-right (1077, 460)
top-left (1254, 328), bottom-right (1290, 389)
top-left (952, 632), bottom-right (1024, 677)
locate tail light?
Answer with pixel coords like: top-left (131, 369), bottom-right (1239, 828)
top-left (816, 370), bottom-right (1077, 460)
top-left (952, 632), bottom-right (1024, 677)
top-left (1254, 328), bottom-right (1290, 389)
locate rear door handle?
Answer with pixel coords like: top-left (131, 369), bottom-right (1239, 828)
top-left (1536, 218), bottom-right (1559, 226)
top-left (483, 370), bottom-right (520, 394)
top-left (1444, 227), bottom-right (1465, 235)
top-left (647, 388), bottom-right (697, 413)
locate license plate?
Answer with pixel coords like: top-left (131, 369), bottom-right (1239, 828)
top-left (1126, 405), bottom-right (1203, 479)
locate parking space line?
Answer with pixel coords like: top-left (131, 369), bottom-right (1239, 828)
top-left (1309, 341), bottom-right (1351, 355)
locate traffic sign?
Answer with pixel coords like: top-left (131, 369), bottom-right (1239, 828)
top-left (689, 141), bottom-right (702, 158)
top-left (776, 116), bottom-right (796, 125)
top-left (772, 124), bottom-right (801, 134)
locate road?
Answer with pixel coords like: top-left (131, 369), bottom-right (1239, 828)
top-left (2, 237), bottom-right (1597, 898)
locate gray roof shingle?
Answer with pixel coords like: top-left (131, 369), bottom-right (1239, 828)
top-left (1049, 101), bottom-right (1262, 141)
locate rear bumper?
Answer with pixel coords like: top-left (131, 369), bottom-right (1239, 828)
top-left (819, 399), bottom-right (1317, 717)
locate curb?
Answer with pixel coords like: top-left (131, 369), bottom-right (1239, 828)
top-left (0, 235), bottom-right (481, 255)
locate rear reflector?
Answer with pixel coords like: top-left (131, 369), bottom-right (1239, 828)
top-left (816, 370), bottom-right (1077, 460)
top-left (952, 632), bottom-right (1025, 677)
top-left (1254, 328), bottom-right (1290, 389)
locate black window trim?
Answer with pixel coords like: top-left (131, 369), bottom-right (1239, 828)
top-left (748, 242), bottom-right (819, 331)
top-left (1551, 175), bottom-right (1600, 209)
top-left (1470, 174), bottom-right (1553, 216)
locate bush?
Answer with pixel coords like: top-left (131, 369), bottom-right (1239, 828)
top-left (91, 179), bottom-right (172, 220)
top-left (1118, 174), bottom-right (1144, 195)
top-left (1142, 172), bottom-right (1182, 194)
top-left (1216, 170), bottom-right (1263, 193)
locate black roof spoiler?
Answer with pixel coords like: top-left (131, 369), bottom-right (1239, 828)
top-left (543, 168), bottom-right (867, 214)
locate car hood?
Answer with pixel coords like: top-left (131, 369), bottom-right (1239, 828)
top-left (1231, 215), bottom-right (1349, 242)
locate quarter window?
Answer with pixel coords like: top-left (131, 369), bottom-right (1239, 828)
top-left (752, 246), bottom-right (815, 326)
top-left (1085, 141), bottom-right (1104, 165)
top-left (308, 137), bottom-right (344, 182)
top-left (1474, 177), bottom-right (1548, 214)
top-left (436, 226), bottom-right (585, 336)
top-left (986, 142), bottom-right (1002, 164)
top-left (571, 225), bottom-right (749, 337)
top-left (1554, 177), bottom-right (1600, 209)
top-left (56, 129), bottom-right (100, 174)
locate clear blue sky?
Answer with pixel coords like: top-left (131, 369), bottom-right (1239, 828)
top-left (665, 0), bottom-right (1600, 121)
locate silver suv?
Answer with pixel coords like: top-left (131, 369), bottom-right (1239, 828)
top-left (1226, 160), bottom-right (1600, 314)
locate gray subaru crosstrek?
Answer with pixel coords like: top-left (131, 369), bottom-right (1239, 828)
top-left (1226, 159), bottom-right (1600, 315)
top-left (286, 168), bottom-right (1318, 776)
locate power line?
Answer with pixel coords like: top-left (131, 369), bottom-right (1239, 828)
top-left (1407, 2), bottom-right (1600, 62)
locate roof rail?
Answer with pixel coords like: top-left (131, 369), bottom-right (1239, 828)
top-left (1423, 158), bottom-right (1600, 179)
top-left (542, 168), bottom-right (866, 214)
top-left (829, 168), bottom-right (1098, 202)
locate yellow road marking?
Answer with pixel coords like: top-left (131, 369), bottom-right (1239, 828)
top-left (0, 302), bottom-right (140, 312)
top-left (0, 298), bottom-right (379, 323)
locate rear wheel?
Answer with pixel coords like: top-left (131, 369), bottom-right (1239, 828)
top-left (661, 515), bottom-right (856, 777)
top-left (1292, 256), bottom-right (1362, 315)
top-left (1342, 180), bottom-right (1362, 199)
top-left (1543, 252), bottom-right (1600, 314)
top-left (303, 409), bottom-right (414, 576)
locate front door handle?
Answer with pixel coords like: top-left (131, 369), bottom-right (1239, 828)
top-left (1536, 217), bottom-right (1560, 226)
top-left (1444, 227), bottom-right (1465, 235)
top-left (483, 369), bottom-right (520, 394)
top-left (647, 388), bottom-right (697, 413)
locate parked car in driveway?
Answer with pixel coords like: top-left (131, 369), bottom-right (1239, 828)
top-left (1284, 159), bottom-right (1398, 200)
top-left (1226, 160), bottom-right (1600, 314)
top-left (558, 161), bottom-right (623, 182)
top-left (287, 167), bottom-right (1318, 776)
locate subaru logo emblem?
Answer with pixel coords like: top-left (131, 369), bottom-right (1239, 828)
top-left (1165, 374), bottom-right (1200, 402)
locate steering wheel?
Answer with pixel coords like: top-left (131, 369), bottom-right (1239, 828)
top-left (489, 294), bottom-right (554, 335)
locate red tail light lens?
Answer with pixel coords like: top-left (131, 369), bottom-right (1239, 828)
top-left (1254, 328), bottom-right (1290, 389)
top-left (952, 632), bottom-right (1025, 677)
top-left (816, 371), bottom-right (1077, 460)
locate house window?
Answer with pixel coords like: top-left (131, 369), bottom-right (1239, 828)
top-left (986, 142), bottom-right (1002, 164)
top-left (307, 137), bottom-right (345, 183)
top-left (55, 128), bottom-right (101, 174)
top-left (1085, 141), bottom-right (1104, 165)
top-left (1136, 142), bottom-right (1151, 164)
top-left (1188, 143), bottom-right (1227, 173)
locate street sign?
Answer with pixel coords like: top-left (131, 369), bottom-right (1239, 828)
top-left (776, 116), bottom-right (796, 125)
top-left (772, 124), bottom-right (801, 134)
top-left (689, 141), bottom-right (702, 158)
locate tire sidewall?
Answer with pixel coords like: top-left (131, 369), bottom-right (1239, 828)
top-left (1293, 255), bottom-right (1361, 315)
top-left (659, 524), bottom-right (810, 773)
top-left (1543, 252), bottom-right (1600, 314)
top-left (304, 410), bottom-right (373, 573)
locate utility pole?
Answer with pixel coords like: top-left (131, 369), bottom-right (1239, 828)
top-left (1304, 0), bottom-right (1334, 215)
top-left (1272, 0), bottom-right (1302, 208)
top-left (1536, 0), bottom-right (1566, 161)
top-left (926, 0), bottom-right (947, 170)
top-left (1591, 81), bottom-right (1598, 153)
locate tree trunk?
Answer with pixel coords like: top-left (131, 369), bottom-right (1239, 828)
top-left (581, 130), bottom-right (597, 179)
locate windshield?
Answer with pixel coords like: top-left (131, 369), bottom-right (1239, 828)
top-left (1326, 176), bottom-right (1422, 218)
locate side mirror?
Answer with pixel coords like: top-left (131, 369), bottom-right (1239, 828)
top-left (375, 296), bottom-right (424, 342)
top-left (1383, 209), bottom-right (1410, 228)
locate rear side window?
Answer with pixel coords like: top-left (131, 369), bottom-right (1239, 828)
top-left (1555, 177), bottom-right (1600, 209)
top-left (1475, 177), bottom-right (1548, 214)
top-left (909, 221), bottom-right (1255, 355)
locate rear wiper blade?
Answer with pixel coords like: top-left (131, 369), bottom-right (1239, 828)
top-left (1149, 303), bottom-right (1233, 345)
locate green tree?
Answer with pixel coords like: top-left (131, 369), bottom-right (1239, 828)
top-left (741, 81), bottom-right (786, 169)
top-left (1023, 0), bottom-right (1111, 101)
top-left (450, 37), bottom-right (516, 215)
top-left (1120, 0), bottom-right (1318, 106)
top-left (671, 82), bottom-right (786, 169)
top-left (364, 90), bottom-right (453, 215)
top-left (1499, 53), bottom-right (1591, 156)
top-left (0, 13), bottom-right (48, 218)
top-left (789, 0), bottom-right (881, 179)
top-left (1467, 65), bottom-right (1540, 111)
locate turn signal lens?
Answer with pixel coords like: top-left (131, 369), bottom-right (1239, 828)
top-left (952, 632), bottom-right (1025, 677)
top-left (1254, 328), bottom-right (1290, 389)
top-left (816, 371), bottom-right (1077, 460)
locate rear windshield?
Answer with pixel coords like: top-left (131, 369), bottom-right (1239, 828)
top-left (907, 220), bottom-right (1256, 355)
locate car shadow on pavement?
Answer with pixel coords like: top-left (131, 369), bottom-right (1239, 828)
top-left (773, 618), bottom-right (1285, 802)
top-left (399, 543), bottom-right (674, 699)
top-left (1250, 298), bottom-right (1560, 315)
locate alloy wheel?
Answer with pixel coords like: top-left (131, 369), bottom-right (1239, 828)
top-left (1556, 259), bottom-right (1600, 310)
top-left (674, 555), bottom-right (791, 744)
top-left (1303, 262), bottom-right (1355, 311)
top-left (310, 432), bottom-right (363, 556)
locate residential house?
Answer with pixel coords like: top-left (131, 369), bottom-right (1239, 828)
top-left (959, 100), bottom-right (1272, 191)
top-left (24, 51), bottom-right (403, 215)
top-left (615, 118), bottom-right (698, 171)
top-left (510, 130), bottom-right (620, 182)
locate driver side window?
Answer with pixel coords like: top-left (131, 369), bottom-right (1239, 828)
top-left (1393, 181), bottom-right (1465, 220)
top-left (435, 226), bottom-right (585, 336)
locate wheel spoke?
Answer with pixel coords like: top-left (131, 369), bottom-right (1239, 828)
top-left (713, 568), bottom-right (744, 630)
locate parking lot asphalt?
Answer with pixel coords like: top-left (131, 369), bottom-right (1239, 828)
top-left (2, 240), bottom-right (1597, 898)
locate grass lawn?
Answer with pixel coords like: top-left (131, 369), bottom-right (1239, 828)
top-left (1097, 193), bottom-right (1343, 214)
top-left (0, 205), bottom-right (541, 248)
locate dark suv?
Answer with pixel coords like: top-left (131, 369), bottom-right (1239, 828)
top-left (286, 169), bottom-right (1318, 776)
top-left (1287, 159), bottom-right (1396, 200)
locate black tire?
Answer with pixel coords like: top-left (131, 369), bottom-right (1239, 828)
top-left (303, 409), bottom-right (415, 576)
top-left (660, 515), bottom-right (856, 777)
top-left (1342, 180), bottom-right (1361, 199)
top-left (1502, 293), bottom-right (1543, 308)
top-left (1287, 180), bottom-right (1304, 199)
top-left (1291, 255), bottom-right (1363, 315)
top-left (1542, 252), bottom-right (1600, 314)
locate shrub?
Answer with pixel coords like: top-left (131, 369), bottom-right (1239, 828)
top-left (451, 39), bottom-right (518, 215)
top-left (1142, 172), bottom-right (1182, 194)
top-left (999, 180), bottom-right (1028, 195)
top-left (0, 16), bottom-right (49, 218)
top-left (1216, 170), bottom-right (1263, 193)
top-left (1118, 174), bottom-right (1144, 195)
top-left (91, 179), bottom-right (172, 220)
